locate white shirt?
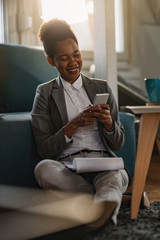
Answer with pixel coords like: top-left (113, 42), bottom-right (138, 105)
top-left (58, 75), bottom-right (106, 158)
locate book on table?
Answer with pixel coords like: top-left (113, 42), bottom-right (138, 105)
top-left (63, 157), bottom-right (124, 173)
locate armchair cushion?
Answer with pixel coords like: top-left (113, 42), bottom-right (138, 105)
top-left (0, 112), bottom-right (39, 187)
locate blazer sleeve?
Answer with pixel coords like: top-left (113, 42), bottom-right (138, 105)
top-left (98, 82), bottom-right (125, 152)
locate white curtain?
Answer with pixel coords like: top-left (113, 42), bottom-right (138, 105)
top-left (147, 0), bottom-right (160, 24)
top-left (0, 0), bottom-right (4, 43)
top-left (5, 0), bottom-right (42, 46)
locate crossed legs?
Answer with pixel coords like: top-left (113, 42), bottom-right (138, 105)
top-left (35, 159), bottom-right (129, 226)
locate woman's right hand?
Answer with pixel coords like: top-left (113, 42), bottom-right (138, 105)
top-left (63, 105), bottom-right (100, 138)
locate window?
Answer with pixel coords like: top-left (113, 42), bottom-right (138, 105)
top-left (2, 0), bottom-right (129, 59)
top-left (41, 0), bottom-right (88, 24)
top-left (114, 0), bottom-right (130, 61)
top-left (41, 0), bottom-right (94, 51)
top-left (115, 0), bottom-right (124, 53)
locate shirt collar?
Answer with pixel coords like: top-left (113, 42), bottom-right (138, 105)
top-left (60, 75), bottom-right (83, 91)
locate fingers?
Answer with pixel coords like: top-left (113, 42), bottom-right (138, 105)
top-left (93, 105), bottom-right (113, 126)
top-left (87, 104), bottom-right (109, 112)
top-left (83, 105), bottom-right (111, 121)
top-left (81, 111), bottom-right (96, 126)
top-left (78, 104), bottom-right (112, 127)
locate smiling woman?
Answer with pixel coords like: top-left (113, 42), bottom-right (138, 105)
top-left (47, 38), bottom-right (82, 84)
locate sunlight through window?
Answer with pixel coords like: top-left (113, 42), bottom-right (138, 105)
top-left (86, 0), bottom-right (94, 15)
top-left (41, 0), bottom-right (88, 24)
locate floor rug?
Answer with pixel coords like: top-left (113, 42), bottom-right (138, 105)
top-left (84, 202), bottom-right (160, 240)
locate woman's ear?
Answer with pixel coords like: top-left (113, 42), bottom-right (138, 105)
top-left (47, 56), bottom-right (55, 67)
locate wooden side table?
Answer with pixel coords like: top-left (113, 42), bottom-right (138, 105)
top-left (126, 105), bottom-right (160, 219)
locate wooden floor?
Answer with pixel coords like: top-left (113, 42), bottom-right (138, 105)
top-left (145, 152), bottom-right (160, 203)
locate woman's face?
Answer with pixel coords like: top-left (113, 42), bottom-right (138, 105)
top-left (48, 38), bottom-right (82, 84)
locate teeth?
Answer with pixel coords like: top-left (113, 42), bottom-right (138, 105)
top-left (70, 68), bottom-right (77, 72)
top-left (68, 66), bottom-right (79, 72)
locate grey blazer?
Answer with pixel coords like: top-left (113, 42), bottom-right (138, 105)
top-left (31, 74), bottom-right (125, 160)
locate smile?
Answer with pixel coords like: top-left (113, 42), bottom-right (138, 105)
top-left (68, 67), bottom-right (79, 74)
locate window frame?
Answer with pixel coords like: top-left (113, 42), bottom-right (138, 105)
top-left (116, 0), bottom-right (130, 62)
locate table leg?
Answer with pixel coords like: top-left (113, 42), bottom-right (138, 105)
top-left (131, 114), bottom-right (160, 219)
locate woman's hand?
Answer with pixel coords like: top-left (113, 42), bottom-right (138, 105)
top-left (69, 105), bottom-right (100, 129)
top-left (93, 104), bottom-right (114, 132)
top-left (63, 105), bottom-right (100, 138)
top-left (63, 104), bottom-right (114, 139)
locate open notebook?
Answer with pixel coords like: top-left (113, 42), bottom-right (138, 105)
top-left (63, 157), bottom-right (124, 173)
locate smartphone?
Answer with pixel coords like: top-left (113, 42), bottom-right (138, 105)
top-left (93, 93), bottom-right (109, 106)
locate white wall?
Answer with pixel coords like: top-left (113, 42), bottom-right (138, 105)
top-left (119, 0), bottom-right (160, 93)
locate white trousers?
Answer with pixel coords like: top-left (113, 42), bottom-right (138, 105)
top-left (34, 156), bottom-right (129, 224)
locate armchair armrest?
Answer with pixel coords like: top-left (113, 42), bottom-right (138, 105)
top-left (114, 112), bottom-right (136, 176)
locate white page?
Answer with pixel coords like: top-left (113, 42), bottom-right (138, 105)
top-left (63, 157), bottom-right (124, 173)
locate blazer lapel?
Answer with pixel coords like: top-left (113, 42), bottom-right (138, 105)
top-left (51, 77), bottom-right (68, 126)
top-left (82, 75), bottom-right (99, 103)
